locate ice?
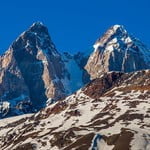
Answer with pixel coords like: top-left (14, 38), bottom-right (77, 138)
top-left (62, 53), bottom-right (84, 94)
top-left (0, 101), bottom-right (10, 116)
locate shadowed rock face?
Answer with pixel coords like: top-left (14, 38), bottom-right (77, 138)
top-left (11, 22), bottom-right (67, 107)
top-left (0, 22), bottom-right (91, 118)
top-left (0, 22), bottom-right (67, 117)
top-left (85, 25), bottom-right (150, 79)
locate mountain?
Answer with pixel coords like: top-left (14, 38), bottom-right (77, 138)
top-left (0, 22), bottom-right (150, 150)
top-left (0, 22), bottom-right (88, 118)
top-left (85, 25), bottom-right (150, 79)
top-left (0, 23), bottom-right (150, 118)
top-left (0, 70), bottom-right (149, 150)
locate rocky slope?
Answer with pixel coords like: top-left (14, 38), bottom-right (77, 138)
top-left (0, 70), bottom-right (149, 150)
top-left (85, 25), bottom-right (150, 79)
top-left (0, 22), bottom-right (87, 118)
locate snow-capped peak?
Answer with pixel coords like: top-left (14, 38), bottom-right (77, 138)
top-left (29, 21), bottom-right (46, 31)
top-left (112, 24), bottom-right (122, 30)
top-left (85, 24), bottom-right (150, 79)
top-left (93, 24), bottom-right (128, 50)
top-left (31, 21), bottom-right (44, 27)
top-left (111, 24), bottom-right (126, 32)
top-left (25, 21), bottom-right (50, 38)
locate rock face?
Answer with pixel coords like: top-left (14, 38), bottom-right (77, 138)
top-left (0, 22), bottom-right (69, 117)
top-left (0, 22), bottom-right (91, 118)
top-left (11, 22), bottom-right (68, 104)
top-left (85, 25), bottom-right (150, 79)
top-left (0, 70), bottom-right (149, 150)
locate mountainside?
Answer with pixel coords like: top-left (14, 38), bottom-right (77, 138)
top-left (0, 22), bottom-right (87, 118)
top-left (1, 23), bottom-right (150, 118)
top-left (0, 22), bottom-right (150, 149)
top-left (0, 70), bottom-right (149, 150)
top-left (85, 25), bottom-right (150, 79)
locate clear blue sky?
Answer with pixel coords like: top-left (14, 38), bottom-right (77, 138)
top-left (0, 0), bottom-right (149, 54)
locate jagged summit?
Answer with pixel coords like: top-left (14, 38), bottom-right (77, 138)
top-left (107, 24), bottom-right (126, 36)
top-left (0, 22), bottom-right (88, 118)
top-left (28, 21), bottom-right (49, 35)
top-left (94, 24), bottom-right (127, 49)
top-left (31, 21), bottom-right (44, 27)
top-left (85, 24), bottom-right (150, 79)
top-left (111, 24), bottom-right (125, 32)
top-left (11, 21), bottom-right (56, 53)
top-left (112, 24), bottom-right (122, 29)
top-left (0, 22), bottom-right (67, 117)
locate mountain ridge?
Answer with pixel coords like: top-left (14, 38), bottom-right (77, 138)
top-left (0, 22), bottom-right (150, 119)
top-left (0, 22), bottom-right (149, 150)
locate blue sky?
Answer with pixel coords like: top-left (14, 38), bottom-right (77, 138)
top-left (0, 0), bottom-right (149, 54)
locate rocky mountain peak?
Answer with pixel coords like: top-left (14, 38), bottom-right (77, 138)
top-left (30, 21), bottom-right (45, 29)
top-left (29, 22), bottom-right (48, 33)
top-left (0, 22), bottom-right (92, 118)
top-left (0, 22), bottom-right (67, 117)
top-left (94, 24), bottom-right (128, 50)
top-left (85, 25), bottom-right (150, 79)
top-left (112, 24), bottom-right (122, 29)
top-left (105, 24), bottom-right (126, 36)
top-left (111, 24), bottom-right (125, 32)
top-left (11, 22), bottom-right (56, 53)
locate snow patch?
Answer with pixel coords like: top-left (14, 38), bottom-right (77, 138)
top-left (62, 54), bottom-right (84, 94)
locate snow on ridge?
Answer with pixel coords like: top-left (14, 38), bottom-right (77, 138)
top-left (31, 21), bottom-right (44, 28)
top-left (0, 71), bottom-right (149, 150)
top-left (61, 53), bottom-right (84, 94)
top-left (112, 24), bottom-right (122, 30)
